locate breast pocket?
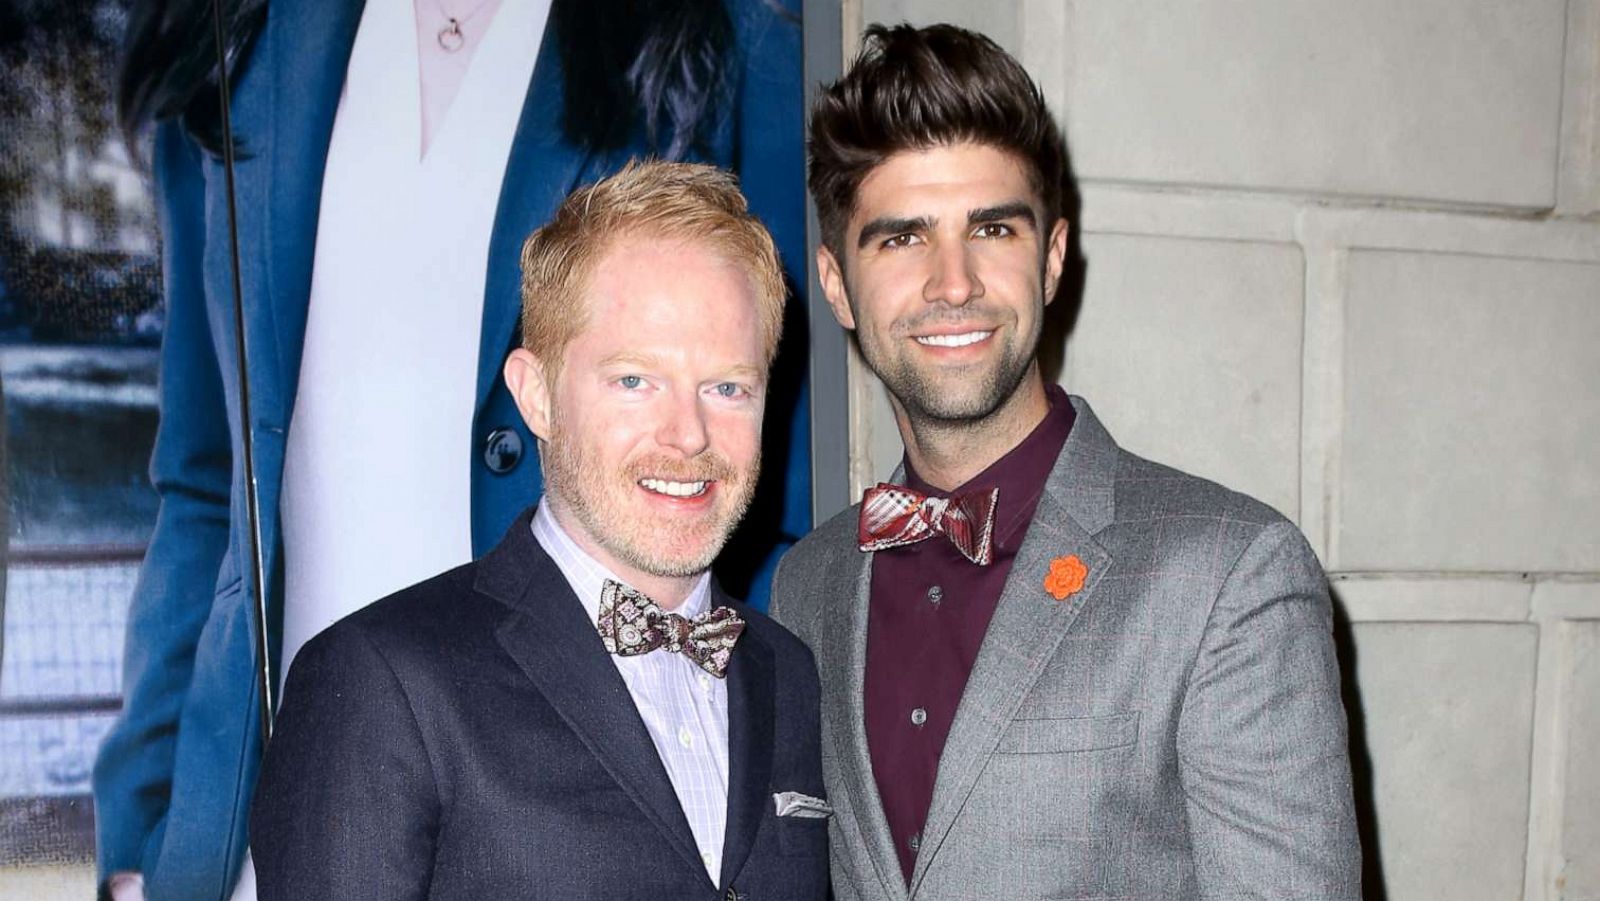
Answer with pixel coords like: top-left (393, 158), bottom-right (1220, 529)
top-left (994, 712), bottom-right (1139, 755)
top-left (972, 712), bottom-right (1142, 850)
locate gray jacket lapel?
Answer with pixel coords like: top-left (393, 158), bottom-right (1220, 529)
top-left (909, 397), bottom-right (1119, 895)
top-left (816, 534), bottom-right (910, 901)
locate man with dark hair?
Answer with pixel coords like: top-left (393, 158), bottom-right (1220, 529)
top-left (771, 23), bottom-right (1360, 900)
top-left (249, 161), bottom-right (828, 901)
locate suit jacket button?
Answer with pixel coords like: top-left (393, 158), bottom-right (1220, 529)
top-left (483, 427), bottom-right (523, 473)
top-left (723, 889), bottom-right (738, 901)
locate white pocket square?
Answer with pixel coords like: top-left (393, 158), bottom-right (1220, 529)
top-left (772, 791), bottom-right (832, 819)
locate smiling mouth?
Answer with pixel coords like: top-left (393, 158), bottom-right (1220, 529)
top-left (638, 478), bottom-right (710, 498)
top-left (915, 329), bottom-right (994, 348)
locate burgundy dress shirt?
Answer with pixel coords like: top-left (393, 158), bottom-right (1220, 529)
top-left (863, 385), bottom-right (1075, 883)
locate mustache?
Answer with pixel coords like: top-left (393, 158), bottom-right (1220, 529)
top-left (892, 305), bottom-right (1003, 336)
top-left (625, 452), bottom-right (739, 485)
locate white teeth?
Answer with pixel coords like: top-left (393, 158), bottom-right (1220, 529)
top-left (639, 478), bottom-right (709, 498)
top-left (915, 330), bottom-right (992, 348)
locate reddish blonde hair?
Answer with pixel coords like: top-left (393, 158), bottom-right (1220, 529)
top-left (519, 160), bottom-right (786, 374)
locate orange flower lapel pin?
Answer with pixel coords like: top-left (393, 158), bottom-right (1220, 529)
top-left (1044, 554), bottom-right (1088, 601)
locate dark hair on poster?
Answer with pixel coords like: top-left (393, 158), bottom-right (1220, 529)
top-left (116, 0), bottom-right (267, 156)
top-left (117, 0), bottom-right (740, 159)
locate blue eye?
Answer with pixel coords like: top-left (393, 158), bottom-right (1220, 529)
top-left (714, 382), bottom-right (743, 398)
top-left (618, 375), bottom-right (644, 390)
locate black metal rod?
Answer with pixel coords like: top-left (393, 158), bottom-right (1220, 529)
top-left (209, 0), bottom-right (274, 749)
top-left (0, 696), bottom-right (123, 717)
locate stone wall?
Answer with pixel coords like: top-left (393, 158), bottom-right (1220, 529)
top-left (841, 1), bottom-right (1600, 896)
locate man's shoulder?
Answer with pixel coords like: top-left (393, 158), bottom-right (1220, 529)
top-left (1109, 448), bottom-right (1287, 532)
top-left (1094, 446), bottom-right (1323, 592)
top-left (768, 503), bottom-right (860, 623)
top-left (295, 560), bottom-right (497, 676)
top-left (782, 502), bottom-right (861, 568)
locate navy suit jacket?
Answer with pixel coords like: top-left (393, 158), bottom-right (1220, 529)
top-left (91, 1), bottom-right (806, 897)
top-left (249, 508), bottom-right (828, 901)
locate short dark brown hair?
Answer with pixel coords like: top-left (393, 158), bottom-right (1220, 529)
top-left (808, 23), bottom-right (1069, 252)
top-left (519, 160), bottom-right (786, 375)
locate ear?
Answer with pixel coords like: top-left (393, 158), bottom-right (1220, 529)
top-left (1042, 217), bottom-right (1070, 306)
top-left (816, 245), bottom-right (856, 330)
top-left (504, 348), bottom-right (554, 441)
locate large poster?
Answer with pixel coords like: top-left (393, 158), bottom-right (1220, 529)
top-left (0, 1), bottom-right (809, 896)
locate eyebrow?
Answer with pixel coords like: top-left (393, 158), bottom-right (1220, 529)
top-left (856, 215), bottom-right (933, 250)
top-left (718, 365), bottom-right (767, 384)
top-left (855, 203), bottom-right (1040, 249)
top-left (969, 202), bottom-right (1037, 228)
top-left (598, 351), bottom-right (662, 370)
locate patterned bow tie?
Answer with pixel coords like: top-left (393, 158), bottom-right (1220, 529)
top-left (858, 482), bottom-right (1000, 565)
top-left (596, 580), bottom-right (745, 678)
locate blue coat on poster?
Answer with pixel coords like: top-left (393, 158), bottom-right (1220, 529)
top-left (91, 1), bottom-right (807, 897)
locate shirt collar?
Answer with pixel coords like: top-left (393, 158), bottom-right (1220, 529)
top-left (531, 499), bottom-right (712, 623)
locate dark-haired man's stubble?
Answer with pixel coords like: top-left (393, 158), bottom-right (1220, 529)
top-left (841, 271), bottom-right (1053, 475)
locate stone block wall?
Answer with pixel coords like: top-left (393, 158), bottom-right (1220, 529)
top-left (842, 1), bottom-right (1600, 896)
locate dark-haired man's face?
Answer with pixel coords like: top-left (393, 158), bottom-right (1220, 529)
top-left (817, 142), bottom-right (1067, 429)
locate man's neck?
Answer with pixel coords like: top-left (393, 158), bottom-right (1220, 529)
top-left (545, 497), bottom-right (700, 610)
top-left (896, 370), bottom-right (1052, 492)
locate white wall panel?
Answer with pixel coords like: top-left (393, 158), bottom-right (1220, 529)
top-left (1063, 233), bottom-right (1304, 521)
top-left (1340, 251), bottom-right (1600, 572)
top-left (1351, 623), bottom-right (1537, 901)
top-left (1058, 0), bottom-right (1567, 207)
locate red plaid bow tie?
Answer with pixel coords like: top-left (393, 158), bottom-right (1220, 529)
top-left (858, 482), bottom-right (1000, 565)
top-left (596, 580), bottom-right (745, 678)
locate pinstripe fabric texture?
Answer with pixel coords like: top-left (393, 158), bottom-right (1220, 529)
top-left (770, 397), bottom-right (1361, 901)
top-left (533, 503), bottom-right (730, 884)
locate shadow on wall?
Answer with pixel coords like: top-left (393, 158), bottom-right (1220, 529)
top-left (1329, 586), bottom-right (1388, 899)
top-left (1037, 138), bottom-right (1085, 387)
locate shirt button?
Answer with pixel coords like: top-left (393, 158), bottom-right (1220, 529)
top-left (678, 726), bottom-right (694, 748)
top-left (702, 851), bottom-right (714, 868)
top-left (926, 585), bottom-right (943, 605)
top-left (698, 673), bottom-right (713, 692)
top-left (910, 707), bottom-right (927, 726)
top-left (908, 831), bottom-right (922, 853)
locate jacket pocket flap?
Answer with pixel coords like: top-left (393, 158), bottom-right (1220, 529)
top-left (996, 712), bottom-right (1138, 754)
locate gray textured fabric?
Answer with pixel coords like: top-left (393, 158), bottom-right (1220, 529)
top-left (770, 397), bottom-right (1361, 901)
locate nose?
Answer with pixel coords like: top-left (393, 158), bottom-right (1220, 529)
top-left (656, 388), bottom-right (711, 458)
top-left (923, 240), bottom-right (983, 306)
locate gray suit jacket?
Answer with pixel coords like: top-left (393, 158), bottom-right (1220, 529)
top-left (770, 397), bottom-right (1360, 900)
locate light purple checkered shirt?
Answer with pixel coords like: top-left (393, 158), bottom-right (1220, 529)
top-left (531, 501), bottom-right (730, 884)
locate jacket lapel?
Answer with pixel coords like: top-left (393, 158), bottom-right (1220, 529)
top-left (478, 517), bottom-right (708, 883)
top-left (257, 0), bottom-right (594, 433)
top-left (260, 0), bottom-right (364, 424)
top-left (718, 594), bottom-right (775, 890)
top-left (817, 539), bottom-right (910, 901)
top-left (474, 30), bottom-right (596, 410)
top-left (908, 397), bottom-right (1120, 896)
